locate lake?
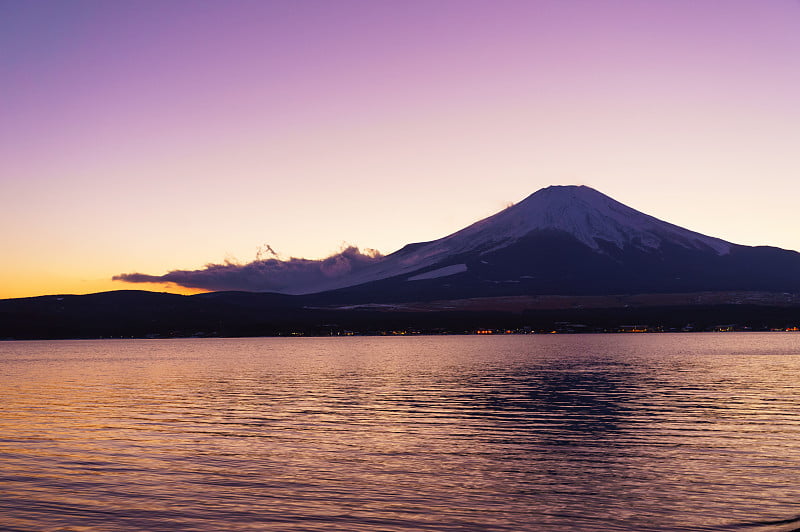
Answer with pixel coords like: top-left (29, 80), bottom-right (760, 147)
top-left (1, 334), bottom-right (799, 531)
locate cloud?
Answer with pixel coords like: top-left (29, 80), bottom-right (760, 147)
top-left (113, 246), bottom-right (383, 294)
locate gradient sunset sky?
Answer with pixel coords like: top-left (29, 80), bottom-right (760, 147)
top-left (2, 0), bottom-right (799, 299)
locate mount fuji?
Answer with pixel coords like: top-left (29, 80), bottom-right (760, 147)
top-left (4, 185), bottom-right (800, 338)
top-left (297, 185), bottom-right (800, 303)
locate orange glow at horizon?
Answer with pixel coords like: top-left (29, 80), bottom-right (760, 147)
top-left (0, 277), bottom-right (208, 300)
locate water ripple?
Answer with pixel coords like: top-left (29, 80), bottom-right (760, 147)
top-left (1, 334), bottom-right (799, 530)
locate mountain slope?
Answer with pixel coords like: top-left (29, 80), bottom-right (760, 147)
top-left (302, 185), bottom-right (800, 302)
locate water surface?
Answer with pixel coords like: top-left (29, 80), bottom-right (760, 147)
top-left (1, 334), bottom-right (799, 531)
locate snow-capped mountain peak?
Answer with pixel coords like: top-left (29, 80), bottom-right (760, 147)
top-left (453, 185), bottom-right (732, 256)
top-left (295, 185), bottom-right (734, 295)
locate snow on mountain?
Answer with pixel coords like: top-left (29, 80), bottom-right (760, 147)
top-left (295, 185), bottom-right (733, 294)
top-left (428, 185), bottom-right (731, 257)
top-left (407, 264), bottom-right (468, 281)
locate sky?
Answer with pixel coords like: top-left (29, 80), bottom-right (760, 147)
top-left (2, 0), bottom-right (799, 299)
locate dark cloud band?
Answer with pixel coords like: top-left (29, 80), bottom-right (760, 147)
top-left (113, 246), bottom-right (382, 294)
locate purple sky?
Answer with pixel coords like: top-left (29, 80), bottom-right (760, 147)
top-left (2, 0), bottom-right (799, 297)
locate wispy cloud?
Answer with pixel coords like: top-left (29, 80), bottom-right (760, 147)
top-left (113, 246), bottom-right (383, 294)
